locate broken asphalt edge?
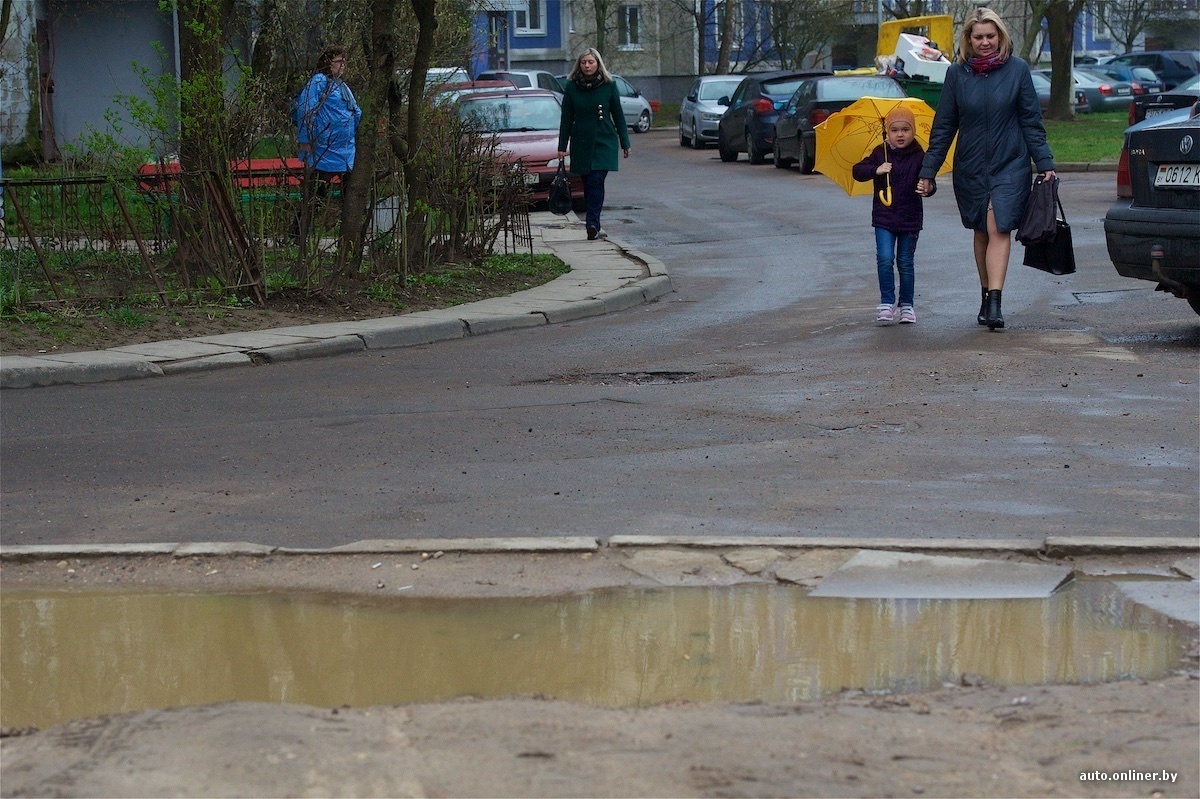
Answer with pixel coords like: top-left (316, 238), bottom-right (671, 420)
top-left (0, 219), bottom-right (673, 390)
top-left (2, 534), bottom-right (1195, 562)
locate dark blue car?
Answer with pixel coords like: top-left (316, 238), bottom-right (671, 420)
top-left (716, 70), bottom-right (831, 164)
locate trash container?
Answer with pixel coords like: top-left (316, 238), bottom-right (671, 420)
top-left (896, 76), bottom-right (943, 110)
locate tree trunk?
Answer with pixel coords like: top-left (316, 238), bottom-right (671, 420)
top-left (716, 0), bottom-right (733, 74)
top-left (335, 0), bottom-right (401, 280)
top-left (400, 0), bottom-right (438, 270)
top-left (1044, 0), bottom-right (1086, 120)
top-left (172, 0), bottom-right (238, 287)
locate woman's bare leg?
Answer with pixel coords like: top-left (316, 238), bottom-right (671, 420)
top-left (984, 206), bottom-right (1011, 290)
top-left (973, 231), bottom-right (989, 287)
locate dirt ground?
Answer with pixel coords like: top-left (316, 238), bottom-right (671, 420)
top-left (2, 548), bottom-right (1198, 798)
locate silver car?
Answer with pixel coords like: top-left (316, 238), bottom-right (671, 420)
top-left (554, 73), bottom-right (654, 133)
top-left (679, 75), bottom-right (743, 148)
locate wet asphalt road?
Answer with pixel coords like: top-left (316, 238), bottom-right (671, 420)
top-left (2, 130), bottom-right (1197, 548)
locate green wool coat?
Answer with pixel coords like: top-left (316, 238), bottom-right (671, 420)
top-left (558, 79), bottom-right (631, 175)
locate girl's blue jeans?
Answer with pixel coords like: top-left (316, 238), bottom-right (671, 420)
top-left (583, 170), bottom-right (608, 231)
top-left (874, 227), bottom-right (918, 307)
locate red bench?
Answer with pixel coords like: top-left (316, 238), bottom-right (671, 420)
top-left (136, 158), bottom-right (315, 193)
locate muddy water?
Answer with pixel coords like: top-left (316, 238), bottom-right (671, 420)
top-left (1, 581), bottom-right (1185, 729)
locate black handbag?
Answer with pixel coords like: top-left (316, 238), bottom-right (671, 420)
top-left (548, 163), bottom-right (572, 215)
top-left (1022, 189), bottom-right (1076, 276)
top-left (1016, 174), bottom-right (1059, 246)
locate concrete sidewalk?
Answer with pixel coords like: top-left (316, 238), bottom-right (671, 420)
top-left (0, 213), bottom-right (672, 390)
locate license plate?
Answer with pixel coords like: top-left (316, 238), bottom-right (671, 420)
top-left (523, 173), bottom-right (538, 185)
top-left (1154, 163), bottom-right (1200, 188)
top-left (1145, 107), bottom-right (1171, 118)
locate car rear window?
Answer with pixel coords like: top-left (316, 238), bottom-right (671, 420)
top-left (816, 77), bottom-right (904, 100)
top-left (762, 78), bottom-right (808, 97)
top-left (1131, 67), bottom-right (1160, 82)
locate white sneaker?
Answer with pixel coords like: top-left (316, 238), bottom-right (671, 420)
top-left (876, 303), bottom-right (895, 323)
top-left (898, 305), bottom-right (916, 324)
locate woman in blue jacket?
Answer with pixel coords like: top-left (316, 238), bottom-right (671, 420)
top-left (297, 45), bottom-right (361, 176)
top-left (918, 8), bottom-right (1056, 329)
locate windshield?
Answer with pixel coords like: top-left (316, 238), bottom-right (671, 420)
top-left (457, 96), bottom-right (561, 132)
top-left (700, 80), bottom-right (742, 101)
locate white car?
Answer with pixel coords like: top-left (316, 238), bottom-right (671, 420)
top-left (476, 69), bottom-right (563, 98)
top-left (679, 75), bottom-right (743, 148)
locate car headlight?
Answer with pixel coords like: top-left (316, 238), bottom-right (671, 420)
top-left (701, 111), bottom-right (722, 121)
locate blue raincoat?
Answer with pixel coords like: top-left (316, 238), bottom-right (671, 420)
top-left (297, 72), bottom-right (362, 173)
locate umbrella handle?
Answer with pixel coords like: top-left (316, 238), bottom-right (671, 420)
top-left (878, 173), bottom-right (892, 207)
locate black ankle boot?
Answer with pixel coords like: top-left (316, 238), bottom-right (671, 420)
top-left (977, 287), bottom-right (988, 325)
top-left (985, 289), bottom-right (1004, 330)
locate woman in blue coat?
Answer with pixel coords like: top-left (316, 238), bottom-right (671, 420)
top-left (557, 48), bottom-right (631, 241)
top-left (918, 8), bottom-right (1056, 329)
top-left (297, 45), bottom-right (361, 176)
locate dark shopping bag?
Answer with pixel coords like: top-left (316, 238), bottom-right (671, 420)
top-left (1016, 174), bottom-right (1060, 246)
top-left (548, 163), bottom-right (572, 216)
top-left (1021, 179), bottom-right (1076, 275)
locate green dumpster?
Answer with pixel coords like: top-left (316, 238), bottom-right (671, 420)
top-left (896, 76), bottom-right (943, 110)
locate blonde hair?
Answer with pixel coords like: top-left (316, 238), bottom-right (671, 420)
top-left (568, 48), bottom-right (613, 83)
top-left (957, 8), bottom-right (1013, 62)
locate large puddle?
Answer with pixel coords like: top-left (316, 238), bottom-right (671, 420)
top-left (1, 581), bottom-right (1187, 729)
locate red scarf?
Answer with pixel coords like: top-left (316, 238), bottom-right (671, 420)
top-left (966, 51), bottom-right (1009, 75)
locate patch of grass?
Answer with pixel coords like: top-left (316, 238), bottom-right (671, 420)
top-left (108, 306), bottom-right (151, 329)
top-left (653, 102), bottom-right (680, 128)
top-left (1044, 110), bottom-right (1129, 163)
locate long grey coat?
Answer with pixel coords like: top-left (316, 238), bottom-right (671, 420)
top-left (919, 56), bottom-right (1055, 233)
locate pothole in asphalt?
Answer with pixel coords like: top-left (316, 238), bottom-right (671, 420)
top-left (2, 581), bottom-right (1190, 730)
top-left (527, 370), bottom-right (706, 386)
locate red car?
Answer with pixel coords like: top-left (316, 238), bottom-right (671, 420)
top-left (454, 89), bottom-right (583, 208)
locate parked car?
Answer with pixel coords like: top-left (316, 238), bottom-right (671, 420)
top-left (1103, 50), bottom-right (1200, 90)
top-left (1104, 106), bottom-right (1200, 313)
top-left (1129, 74), bottom-right (1200, 124)
top-left (1043, 68), bottom-right (1141, 113)
top-left (771, 75), bottom-right (905, 173)
top-left (475, 69), bottom-right (563, 98)
top-left (431, 79), bottom-right (517, 106)
top-left (553, 74), bottom-right (654, 133)
top-left (1029, 71), bottom-right (1090, 114)
top-left (453, 89), bottom-right (582, 206)
top-left (678, 75), bottom-right (743, 149)
top-left (1091, 63), bottom-right (1165, 94)
top-left (716, 69), bottom-right (832, 164)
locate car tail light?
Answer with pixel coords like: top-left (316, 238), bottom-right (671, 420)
top-left (1128, 102), bottom-right (1137, 125)
top-left (1098, 83), bottom-right (1113, 95)
top-left (1131, 82), bottom-right (1146, 94)
top-left (1116, 146), bottom-right (1132, 199)
top-left (810, 108), bottom-right (830, 126)
top-left (751, 98), bottom-right (774, 115)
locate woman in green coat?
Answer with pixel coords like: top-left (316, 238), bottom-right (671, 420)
top-left (557, 48), bottom-right (632, 240)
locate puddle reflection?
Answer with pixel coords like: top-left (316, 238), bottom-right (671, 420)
top-left (1, 581), bottom-right (1184, 728)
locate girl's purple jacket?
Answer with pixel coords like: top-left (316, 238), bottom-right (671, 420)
top-left (852, 140), bottom-right (928, 233)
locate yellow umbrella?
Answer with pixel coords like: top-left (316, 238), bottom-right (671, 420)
top-left (814, 96), bottom-right (954, 205)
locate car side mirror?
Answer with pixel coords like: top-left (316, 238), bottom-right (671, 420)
top-left (719, 96), bottom-right (730, 105)
top-left (687, 94), bottom-right (697, 102)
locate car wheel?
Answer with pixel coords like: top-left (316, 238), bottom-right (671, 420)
top-left (691, 118), bottom-right (705, 150)
top-left (717, 135), bottom-right (738, 162)
top-left (772, 141), bottom-right (788, 169)
top-left (1188, 294), bottom-right (1200, 316)
top-left (680, 125), bottom-right (690, 147)
top-left (799, 139), bottom-right (815, 174)
top-left (634, 110), bottom-right (651, 133)
top-left (747, 130), bottom-right (766, 165)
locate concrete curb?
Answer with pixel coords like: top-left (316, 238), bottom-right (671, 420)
top-left (0, 214), bottom-right (674, 390)
top-left (3, 535), bottom-right (1195, 561)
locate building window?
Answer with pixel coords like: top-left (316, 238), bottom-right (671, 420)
top-left (1092, 3), bottom-right (1112, 42)
top-left (515, 0), bottom-right (544, 35)
top-left (715, 0), bottom-right (742, 40)
top-left (619, 5), bottom-right (642, 49)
